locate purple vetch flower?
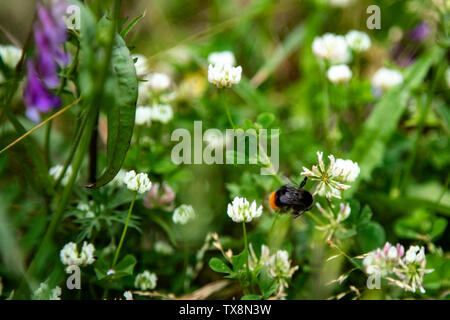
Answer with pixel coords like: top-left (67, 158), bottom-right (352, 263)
top-left (23, 0), bottom-right (69, 122)
top-left (35, 1), bottom-right (69, 66)
top-left (391, 22), bottom-right (430, 68)
top-left (408, 22), bottom-right (430, 42)
top-left (24, 60), bottom-right (61, 122)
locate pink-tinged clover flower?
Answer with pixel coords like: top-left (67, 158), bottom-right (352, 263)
top-left (363, 242), bottom-right (433, 293)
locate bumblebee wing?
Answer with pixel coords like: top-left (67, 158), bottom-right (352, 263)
top-left (278, 189), bottom-right (304, 205)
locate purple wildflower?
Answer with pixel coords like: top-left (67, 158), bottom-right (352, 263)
top-left (408, 22), bottom-right (430, 42)
top-left (23, 0), bottom-right (69, 122)
top-left (391, 22), bottom-right (430, 68)
top-left (24, 60), bottom-right (62, 122)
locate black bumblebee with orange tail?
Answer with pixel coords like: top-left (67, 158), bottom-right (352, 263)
top-left (269, 177), bottom-right (314, 217)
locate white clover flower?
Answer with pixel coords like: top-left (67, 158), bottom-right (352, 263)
top-left (172, 204), bottom-right (196, 224)
top-left (208, 63), bottom-right (242, 88)
top-left (60, 241), bottom-right (96, 269)
top-left (208, 51), bottom-right (236, 66)
top-left (49, 165), bottom-right (72, 186)
top-left (345, 30), bottom-right (371, 52)
top-left (0, 45), bottom-right (22, 69)
top-left (269, 250), bottom-right (298, 279)
top-left (405, 245), bottom-right (421, 264)
top-left (312, 33), bottom-right (351, 64)
top-left (33, 283), bottom-right (61, 300)
top-left (372, 67), bottom-right (403, 91)
top-left (328, 0), bottom-right (354, 7)
top-left (123, 170), bottom-right (152, 194)
top-left (146, 72), bottom-right (171, 91)
top-left (301, 152), bottom-right (352, 199)
top-left (137, 72), bottom-right (172, 104)
top-left (76, 201), bottom-right (95, 218)
top-left (123, 291), bottom-right (133, 300)
top-left (327, 64), bottom-right (352, 84)
top-left (331, 158), bottom-right (360, 182)
top-left (135, 106), bottom-right (153, 126)
top-left (134, 270), bottom-right (157, 290)
top-left (154, 240), bottom-right (174, 255)
top-left (80, 242), bottom-right (95, 265)
top-left (132, 54), bottom-right (150, 76)
top-left (227, 197), bottom-right (262, 223)
top-left (150, 104), bottom-right (173, 124)
top-left (249, 244), bottom-right (298, 291)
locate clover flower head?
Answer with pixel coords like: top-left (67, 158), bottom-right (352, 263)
top-left (372, 67), bottom-right (403, 91)
top-left (312, 33), bottom-right (351, 64)
top-left (332, 158), bottom-right (360, 182)
top-left (269, 250), bottom-right (298, 279)
top-left (227, 197), bottom-right (262, 223)
top-left (144, 182), bottom-right (175, 210)
top-left (145, 72), bottom-right (171, 91)
top-left (208, 63), bottom-right (242, 88)
top-left (33, 282), bottom-right (61, 300)
top-left (208, 51), bottom-right (236, 66)
top-left (135, 106), bottom-right (153, 126)
top-left (76, 201), bottom-right (96, 218)
top-left (345, 30), bottom-right (371, 52)
top-left (301, 151), bottom-right (353, 199)
top-left (134, 270), bottom-right (157, 290)
top-left (49, 164), bottom-right (72, 186)
top-left (363, 242), bottom-right (432, 293)
top-left (60, 241), bottom-right (96, 269)
top-left (154, 240), bottom-right (174, 255)
top-left (249, 244), bottom-right (298, 292)
top-left (363, 242), bottom-right (404, 277)
top-left (328, 0), bottom-right (354, 7)
top-left (327, 64), bottom-right (352, 84)
top-left (150, 104), bottom-right (173, 124)
top-left (172, 204), bottom-right (196, 224)
top-left (123, 170), bottom-right (152, 194)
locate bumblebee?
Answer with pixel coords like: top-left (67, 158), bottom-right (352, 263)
top-left (269, 177), bottom-right (314, 217)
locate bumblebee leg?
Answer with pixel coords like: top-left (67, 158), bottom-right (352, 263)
top-left (299, 176), bottom-right (308, 189)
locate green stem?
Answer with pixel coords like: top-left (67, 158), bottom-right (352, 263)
top-left (225, 103), bottom-right (236, 130)
top-left (54, 111), bottom-right (87, 188)
top-left (400, 62), bottom-right (446, 194)
top-left (182, 230), bottom-right (189, 291)
top-left (242, 221), bottom-right (252, 294)
top-left (305, 210), bottom-right (324, 227)
top-left (112, 192), bottom-right (137, 267)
